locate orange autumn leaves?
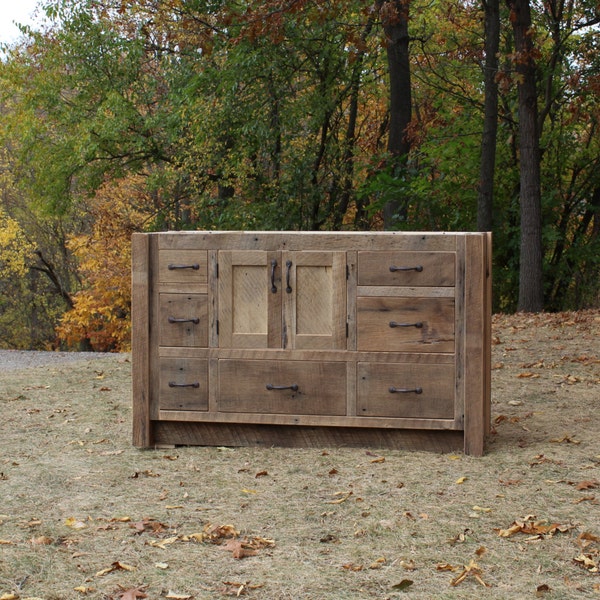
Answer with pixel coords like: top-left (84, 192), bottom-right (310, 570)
top-left (56, 175), bottom-right (150, 352)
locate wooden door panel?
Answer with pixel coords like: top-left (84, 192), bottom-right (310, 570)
top-left (284, 251), bottom-right (347, 350)
top-left (357, 296), bottom-right (454, 352)
top-left (218, 251), bottom-right (282, 348)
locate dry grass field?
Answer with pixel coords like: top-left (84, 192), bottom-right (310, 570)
top-left (1, 311), bottom-right (599, 600)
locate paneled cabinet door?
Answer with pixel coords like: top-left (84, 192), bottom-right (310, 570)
top-left (218, 250), bottom-right (347, 350)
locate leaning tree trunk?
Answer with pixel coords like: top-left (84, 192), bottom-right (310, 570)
top-left (377, 0), bottom-right (412, 228)
top-left (477, 0), bottom-right (500, 232)
top-left (508, 0), bottom-right (544, 312)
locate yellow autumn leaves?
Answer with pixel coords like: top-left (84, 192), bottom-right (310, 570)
top-left (0, 207), bottom-right (34, 279)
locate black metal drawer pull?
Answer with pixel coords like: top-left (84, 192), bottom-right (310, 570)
top-left (271, 259), bottom-right (278, 293)
top-left (286, 260), bottom-right (293, 293)
top-left (389, 265), bottom-right (423, 272)
top-left (389, 386), bottom-right (423, 394)
top-left (389, 321), bottom-right (423, 328)
top-left (266, 383), bottom-right (299, 392)
top-left (169, 381), bottom-right (200, 388)
top-left (168, 263), bottom-right (200, 270)
top-left (168, 317), bottom-right (200, 324)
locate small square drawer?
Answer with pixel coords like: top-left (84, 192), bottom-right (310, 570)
top-left (159, 250), bottom-right (208, 284)
top-left (159, 358), bottom-right (208, 411)
top-left (218, 359), bottom-right (346, 415)
top-left (159, 293), bottom-right (208, 347)
top-left (358, 362), bottom-right (455, 419)
top-left (357, 296), bottom-right (454, 353)
top-left (358, 252), bottom-right (455, 286)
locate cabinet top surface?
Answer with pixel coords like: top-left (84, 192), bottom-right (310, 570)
top-left (135, 231), bottom-right (490, 252)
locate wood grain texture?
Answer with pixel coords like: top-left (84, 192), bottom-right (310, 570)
top-left (358, 251), bottom-right (456, 286)
top-left (131, 234), bottom-right (151, 447)
top-left (152, 421), bottom-right (464, 452)
top-left (357, 296), bottom-right (455, 352)
top-left (133, 231), bottom-right (490, 455)
top-left (357, 362), bottom-right (455, 419)
top-left (462, 234), bottom-right (490, 456)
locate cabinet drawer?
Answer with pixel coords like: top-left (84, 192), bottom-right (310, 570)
top-left (218, 360), bottom-right (346, 416)
top-left (159, 250), bottom-right (208, 284)
top-left (358, 252), bottom-right (455, 286)
top-left (159, 293), bottom-right (208, 347)
top-left (357, 297), bottom-right (454, 352)
top-left (358, 362), bottom-right (454, 419)
top-left (159, 358), bottom-right (208, 411)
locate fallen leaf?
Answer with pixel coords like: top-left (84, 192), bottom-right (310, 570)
top-left (65, 517), bottom-right (87, 530)
top-left (342, 563), bottom-right (363, 571)
top-left (550, 434), bottom-right (581, 444)
top-left (165, 593), bottom-right (192, 600)
top-left (155, 562), bottom-right (169, 569)
top-left (369, 557), bottom-right (386, 569)
top-left (146, 535), bottom-right (179, 549)
top-left (325, 491), bottom-right (353, 504)
top-left (370, 456), bottom-right (385, 463)
top-left (119, 588), bottom-right (147, 600)
top-left (391, 579), bottom-right (414, 591)
top-left (222, 539), bottom-right (258, 559)
top-left (255, 470), bottom-right (268, 478)
top-left (536, 584), bottom-right (551, 596)
top-left (73, 586), bottom-right (94, 594)
top-left (455, 477), bottom-right (468, 485)
top-left (450, 560), bottom-right (491, 587)
top-left (95, 561), bottom-right (136, 577)
top-left (575, 480), bottom-right (599, 490)
top-left (0, 594), bottom-right (19, 600)
top-left (574, 554), bottom-right (599, 572)
top-left (31, 535), bottom-right (53, 545)
top-left (495, 517), bottom-right (573, 539)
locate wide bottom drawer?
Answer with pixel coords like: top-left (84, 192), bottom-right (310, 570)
top-left (159, 358), bottom-right (208, 411)
top-left (218, 359), bottom-right (346, 416)
top-left (357, 362), bottom-right (455, 419)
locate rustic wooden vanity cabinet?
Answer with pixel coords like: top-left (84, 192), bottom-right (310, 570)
top-left (132, 231), bottom-right (491, 455)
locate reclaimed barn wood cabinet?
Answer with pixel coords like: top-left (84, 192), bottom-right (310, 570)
top-left (132, 231), bottom-right (492, 455)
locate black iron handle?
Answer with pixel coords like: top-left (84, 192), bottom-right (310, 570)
top-left (389, 265), bottom-right (423, 272)
top-left (389, 321), bottom-right (423, 328)
top-left (169, 381), bottom-right (200, 388)
top-left (389, 386), bottom-right (423, 394)
top-left (271, 259), bottom-right (278, 293)
top-left (286, 260), bottom-right (292, 293)
top-left (266, 383), bottom-right (299, 392)
top-left (168, 317), bottom-right (200, 324)
top-left (168, 263), bottom-right (200, 270)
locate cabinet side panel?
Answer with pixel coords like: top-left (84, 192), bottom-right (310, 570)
top-left (462, 234), bottom-right (489, 456)
top-left (132, 233), bottom-right (152, 447)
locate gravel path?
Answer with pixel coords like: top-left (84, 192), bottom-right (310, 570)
top-left (0, 350), bottom-right (125, 371)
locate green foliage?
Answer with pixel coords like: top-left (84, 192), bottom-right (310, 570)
top-left (0, 0), bottom-right (599, 349)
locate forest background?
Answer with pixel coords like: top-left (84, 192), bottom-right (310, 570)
top-left (0, 0), bottom-right (598, 352)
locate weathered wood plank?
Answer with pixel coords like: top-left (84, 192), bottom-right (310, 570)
top-left (152, 421), bottom-right (464, 452)
top-left (132, 233), bottom-right (151, 447)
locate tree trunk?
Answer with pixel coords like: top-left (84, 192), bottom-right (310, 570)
top-left (508, 0), bottom-right (544, 312)
top-left (377, 0), bottom-right (412, 228)
top-left (477, 0), bottom-right (500, 232)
